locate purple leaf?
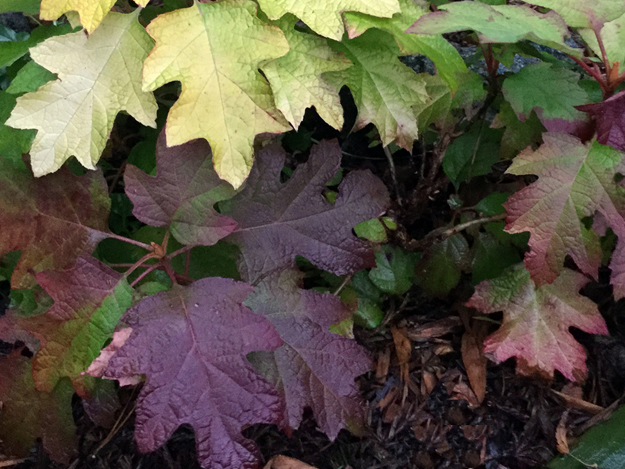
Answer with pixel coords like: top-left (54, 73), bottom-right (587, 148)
top-left (124, 130), bottom-right (237, 246)
top-left (246, 270), bottom-right (371, 439)
top-left (577, 90), bottom-right (625, 151)
top-left (103, 277), bottom-right (284, 469)
top-left (222, 139), bottom-right (390, 282)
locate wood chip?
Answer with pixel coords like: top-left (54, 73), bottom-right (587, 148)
top-left (391, 327), bottom-right (412, 383)
top-left (551, 389), bottom-right (604, 415)
top-left (264, 455), bottom-right (318, 469)
top-left (461, 324), bottom-right (488, 404)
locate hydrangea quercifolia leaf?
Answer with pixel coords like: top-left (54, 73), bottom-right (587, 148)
top-left (504, 133), bottom-right (625, 289)
top-left (524, 0), bottom-right (625, 28)
top-left (343, 0), bottom-right (467, 93)
top-left (0, 350), bottom-right (77, 463)
top-left (6, 11), bottom-right (157, 177)
top-left (102, 278), bottom-right (284, 469)
top-left (0, 159), bottom-right (110, 289)
top-left (141, 0), bottom-right (290, 189)
top-left (577, 91), bottom-right (625, 152)
top-left (40, 0), bottom-right (151, 34)
top-left (0, 257), bottom-right (132, 398)
top-left (407, 2), bottom-right (573, 51)
top-left (246, 270), bottom-right (371, 439)
top-left (262, 16), bottom-right (352, 131)
top-left (256, 0), bottom-right (400, 41)
top-left (124, 129), bottom-right (237, 246)
top-left (324, 29), bottom-right (429, 150)
top-left (221, 139), bottom-right (390, 283)
top-left (467, 265), bottom-right (608, 381)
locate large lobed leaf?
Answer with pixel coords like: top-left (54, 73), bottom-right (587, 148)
top-left (504, 133), bottom-right (625, 289)
top-left (467, 264), bottom-right (608, 381)
top-left (221, 139), bottom-right (390, 283)
top-left (0, 257), bottom-right (132, 398)
top-left (124, 129), bottom-right (237, 246)
top-left (407, 2), bottom-right (573, 52)
top-left (324, 29), bottom-right (429, 149)
top-left (525, 0), bottom-right (625, 28)
top-left (142, 0), bottom-right (290, 189)
top-left (6, 11), bottom-right (157, 177)
top-left (343, 0), bottom-right (467, 93)
top-left (0, 350), bottom-right (77, 463)
top-left (256, 0), bottom-right (400, 41)
top-left (262, 16), bottom-right (351, 131)
top-left (103, 278), bottom-right (284, 469)
top-left (0, 158), bottom-right (110, 289)
top-left (246, 270), bottom-right (371, 439)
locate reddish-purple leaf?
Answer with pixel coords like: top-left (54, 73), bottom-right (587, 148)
top-left (0, 160), bottom-right (110, 288)
top-left (0, 257), bottom-right (133, 398)
top-left (504, 133), bottom-right (625, 286)
top-left (0, 349), bottom-right (77, 463)
top-left (221, 139), bottom-right (390, 282)
top-left (577, 90), bottom-right (625, 151)
top-left (124, 130), bottom-right (237, 246)
top-left (246, 270), bottom-right (371, 439)
top-left (467, 264), bottom-right (608, 381)
top-left (103, 278), bottom-right (284, 469)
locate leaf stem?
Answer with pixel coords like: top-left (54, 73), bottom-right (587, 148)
top-left (124, 252), bottom-right (158, 279)
top-left (167, 245), bottom-right (196, 260)
top-left (106, 232), bottom-right (153, 252)
top-left (130, 262), bottom-right (162, 287)
top-left (383, 145), bottom-right (402, 207)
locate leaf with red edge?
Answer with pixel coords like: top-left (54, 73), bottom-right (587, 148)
top-left (102, 278), bottom-right (284, 469)
top-left (504, 133), bottom-right (625, 287)
top-left (577, 90), bottom-right (625, 152)
top-left (0, 257), bottom-right (132, 397)
top-left (0, 158), bottom-right (110, 288)
top-left (467, 264), bottom-right (608, 381)
top-left (246, 269), bottom-right (371, 439)
top-left (0, 349), bottom-right (77, 463)
top-left (221, 139), bottom-right (390, 282)
top-left (124, 129), bottom-right (237, 246)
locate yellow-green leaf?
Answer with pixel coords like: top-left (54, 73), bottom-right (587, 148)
top-left (325, 29), bottom-right (428, 149)
top-left (257, 0), bottom-right (400, 41)
top-left (344, 0), bottom-right (467, 93)
top-left (262, 16), bottom-right (351, 130)
top-left (6, 11), bottom-right (157, 177)
top-left (142, 0), bottom-right (290, 189)
top-left (40, 0), bottom-right (116, 34)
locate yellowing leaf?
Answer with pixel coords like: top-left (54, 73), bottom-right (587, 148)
top-left (325, 29), bottom-right (428, 149)
top-left (344, 0), bottom-right (467, 93)
top-left (142, 0), bottom-right (290, 189)
top-left (6, 11), bottom-right (157, 177)
top-left (40, 0), bottom-right (116, 34)
top-left (257, 0), bottom-right (400, 41)
top-left (262, 16), bottom-right (351, 130)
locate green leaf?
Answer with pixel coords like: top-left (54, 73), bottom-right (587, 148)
top-left (354, 218), bottom-right (388, 242)
top-left (325, 29), bottom-right (428, 149)
top-left (490, 101), bottom-right (545, 159)
top-left (443, 125), bottom-right (502, 188)
top-left (471, 231), bottom-right (521, 284)
top-left (473, 192), bottom-right (510, 216)
top-left (502, 63), bottom-right (588, 122)
top-left (407, 2), bottom-right (574, 52)
top-left (0, 91), bottom-right (35, 166)
top-left (0, 23), bottom-right (72, 69)
top-left (548, 404), bottom-right (625, 469)
top-left (0, 0), bottom-right (41, 14)
top-left (369, 245), bottom-right (419, 295)
top-left (6, 61), bottom-right (56, 94)
top-left (415, 234), bottom-right (469, 297)
top-left (525, 0), bottom-right (625, 28)
top-left (579, 14), bottom-right (625, 66)
top-left (343, 0), bottom-right (467, 92)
